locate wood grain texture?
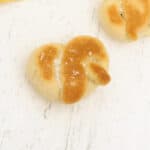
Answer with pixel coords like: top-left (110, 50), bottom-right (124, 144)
top-left (0, 0), bottom-right (150, 150)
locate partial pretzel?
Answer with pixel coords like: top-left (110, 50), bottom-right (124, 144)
top-left (99, 0), bottom-right (150, 41)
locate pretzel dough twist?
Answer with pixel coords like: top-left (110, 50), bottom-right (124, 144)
top-left (27, 36), bottom-right (111, 104)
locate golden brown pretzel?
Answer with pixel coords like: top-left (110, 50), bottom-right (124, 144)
top-left (100, 0), bottom-right (150, 40)
top-left (27, 36), bottom-right (111, 104)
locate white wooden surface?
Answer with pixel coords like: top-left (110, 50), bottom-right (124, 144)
top-left (0, 0), bottom-right (150, 150)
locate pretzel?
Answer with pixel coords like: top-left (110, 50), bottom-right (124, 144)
top-left (99, 0), bottom-right (150, 41)
top-left (0, 0), bottom-right (17, 3)
top-left (27, 36), bottom-right (111, 104)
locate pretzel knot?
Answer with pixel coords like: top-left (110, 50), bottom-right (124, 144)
top-left (100, 0), bottom-right (150, 40)
top-left (27, 36), bottom-right (111, 104)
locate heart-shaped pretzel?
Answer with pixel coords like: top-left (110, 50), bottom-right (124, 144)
top-left (27, 36), bottom-right (111, 104)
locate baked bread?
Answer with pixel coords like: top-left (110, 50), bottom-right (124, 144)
top-left (99, 0), bottom-right (150, 41)
top-left (0, 0), bottom-right (17, 3)
top-left (27, 36), bottom-right (111, 104)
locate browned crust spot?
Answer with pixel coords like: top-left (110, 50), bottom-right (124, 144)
top-left (108, 4), bottom-right (124, 25)
top-left (38, 45), bottom-right (57, 80)
top-left (90, 63), bottom-right (111, 85)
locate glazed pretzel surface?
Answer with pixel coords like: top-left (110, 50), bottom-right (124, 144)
top-left (27, 36), bottom-right (111, 104)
